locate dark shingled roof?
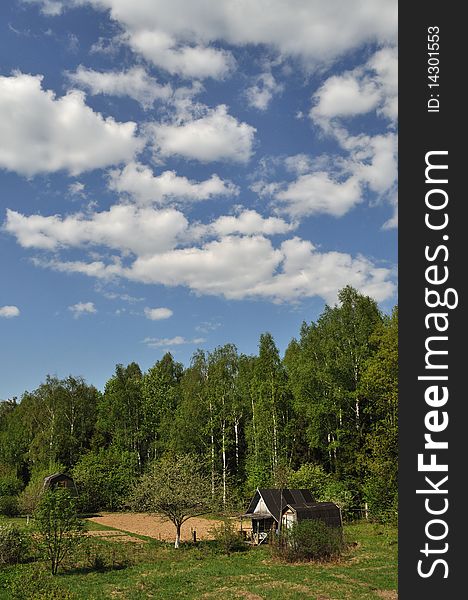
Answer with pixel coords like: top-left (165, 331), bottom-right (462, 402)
top-left (288, 502), bottom-right (343, 528)
top-left (245, 488), bottom-right (316, 523)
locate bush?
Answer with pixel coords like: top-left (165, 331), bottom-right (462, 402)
top-left (6, 565), bottom-right (77, 599)
top-left (209, 519), bottom-right (247, 554)
top-left (35, 489), bottom-right (84, 574)
top-left (0, 524), bottom-right (31, 565)
top-left (0, 495), bottom-right (19, 517)
top-left (272, 519), bottom-right (344, 562)
top-left (18, 464), bottom-right (67, 516)
top-left (0, 474), bottom-right (23, 497)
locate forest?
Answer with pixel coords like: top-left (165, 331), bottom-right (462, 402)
top-left (0, 286), bottom-right (398, 522)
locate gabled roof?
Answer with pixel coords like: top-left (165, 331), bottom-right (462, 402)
top-left (244, 488), bottom-right (316, 523)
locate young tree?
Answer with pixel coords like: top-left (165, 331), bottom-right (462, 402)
top-left (35, 489), bottom-right (84, 574)
top-left (131, 454), bottom-right (215, 548)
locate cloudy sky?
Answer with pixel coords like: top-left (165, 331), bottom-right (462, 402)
top-left (0, 0), bottom-right (397, 399)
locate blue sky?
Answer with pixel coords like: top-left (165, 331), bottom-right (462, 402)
top-left (0, 0), bottom-right (397, 400)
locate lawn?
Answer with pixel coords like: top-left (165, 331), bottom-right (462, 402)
top-left (0, 520), bottom-right (397, 599)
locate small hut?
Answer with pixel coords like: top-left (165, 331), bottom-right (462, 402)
top-left (43, 473), bottom-right (78, 496)
top-left (242, 488), bottom-right (342, 544)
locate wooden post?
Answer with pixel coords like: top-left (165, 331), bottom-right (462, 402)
top-left (364, 502), bottom-right (369, 520)
top-left (192, 529), bottom-right (197, 543)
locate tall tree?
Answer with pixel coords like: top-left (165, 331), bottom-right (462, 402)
top-left (142, 353), bottom-right (183, 461)
top-left (96, 363), bottom-right (144, 467)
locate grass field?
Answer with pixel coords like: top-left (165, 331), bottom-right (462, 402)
top-left (0, 517), bottom-right (397, 599)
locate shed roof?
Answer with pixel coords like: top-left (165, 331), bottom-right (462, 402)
top-left (244, 488), bottom-right (316, 523)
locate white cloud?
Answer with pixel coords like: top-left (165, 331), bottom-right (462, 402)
top-left (0, 305), bottom-right (20, 318)
top-left (311, 46), bottom-right (398, 127)
top-left (275, 172), bottom-right (362, 218)
top-left (143, 335), bottom-right (206, 348)
top-left (108, 162), bottom-right (238, 205)
top-left (68, 301), bottom-right (97, 318)
top-left (25, 232), bottom-right (394, 304)
top-left (38, 1), bottom-right (396, 70)
top-left (127, 29), bottom-right (235, 79)
top-left (148, 105), bottom-right (255, 163)
top-left (0, 72), bottom-right (142, 176)
top-left (246, 72), bottom-right (283, 111)
top-left (5, 205), bottom-right (188, 256)
top-left (67, 65), bottom-right (172, 109)
top-left (144, 306), bottom-right (173, 320)
top-left (201, 209), bottom-right (296, 237)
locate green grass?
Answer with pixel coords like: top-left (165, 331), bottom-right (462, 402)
top-left (0, 521), bottom-right (397, 599)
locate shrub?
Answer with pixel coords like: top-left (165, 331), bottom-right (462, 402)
top-left (209, 519), bottom-right (246, 554)
top-left (7, 565), bottom-right (77, 599)
top-left (18, 464), bottom-right (67, 516)
top-left (0, 495), bottom-right (19, 517)
top-left (0, 524), bottom-right (31, 565)
top-left (0, 474), bottom-right (23, 497)
top-left (35, 489), bottom-right (84, 575)
top-left (273, 519), bottom-right (344, 562)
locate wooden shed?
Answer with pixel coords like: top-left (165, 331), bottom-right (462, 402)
top-left (242, 488), bottom-right (342, 544)
top-left (43, 472), bottom-right (78, 496)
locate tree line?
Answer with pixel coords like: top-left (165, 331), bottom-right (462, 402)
top-left (0, 286), bottom-right (398, 521)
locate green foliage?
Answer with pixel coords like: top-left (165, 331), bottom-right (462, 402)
top-left (35, 489), bottom-right (84, 574)
top-left (0, 473), bottom-right (23, 497)
top-left (209, 518), bottom-right (247, 554)
top-left (6, 565), bottom-right (77, 599)
top-left (0, 495), bottom-right (19, 517)
top-left (273, 519), bottom-right (344, 562)
top-left (72, 448), bottom-right (138, 512)
top-left (17, 464), bottom-right (67, 516)
top-left (0, 523), bottom-right (31, 564)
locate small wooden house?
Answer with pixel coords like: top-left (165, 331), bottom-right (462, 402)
top-left (43, 472), bottom-right (78, 496)
top-left (242, 488), bottom-right (342, 544)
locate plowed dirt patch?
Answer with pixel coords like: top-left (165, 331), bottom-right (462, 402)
top-left (87, 513), bottom-right (225, 542)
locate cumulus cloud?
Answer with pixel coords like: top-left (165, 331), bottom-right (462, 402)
top-left (31, 1), bottom-right (395, 71)
top-left (275, 173), bottom-right (362, 218)
top-left (148, 105), bottom-right (255, 163)
top-left (193, 209), bottom-right (296, 238)
top-left (144, 306), bottom-right (173, 320)
top-left (0, 305), bottom-right (20, 318)
top-left (143, 335), bottom-right (206, 348)
top-left (311, 46), bottom-right (398, 127)
top-left (67, 65), bottom-right (172, 109)
top-left (108, 162), bottom-right (238, 205)
top-left (31, 234), bottom-right (394, 304)
top-left (0, 72), bottom-right (142, 176)
top-left (68, 301), bottom-right (97, 317)
top-left (5, 205), bottom-right (188, 256)
top-left (126, 30), bottom-right (235, 79)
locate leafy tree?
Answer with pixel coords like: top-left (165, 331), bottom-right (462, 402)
top-left (131, 454), bottom-right (215, 548)
top-left (35, 489), bottom-right (84, 574)
top-left (95, 363), bottom-right (144, 467)
top-left (142, 353), bottom-right (183, 461)
top-left (72, 448), bottom-right (138, 512)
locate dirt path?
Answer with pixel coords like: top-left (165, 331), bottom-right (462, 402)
top-left (87, 512), bottom-right (226, 542)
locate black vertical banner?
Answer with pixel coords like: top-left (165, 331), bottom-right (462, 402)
top-left (399, 3), bottom-right (465, 598)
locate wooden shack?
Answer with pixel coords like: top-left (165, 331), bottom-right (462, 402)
top-left (242, 488), bottom-right (342, 544)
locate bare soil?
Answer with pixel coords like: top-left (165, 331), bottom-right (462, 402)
top-left (87, 512), bottom-right (226, 542)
